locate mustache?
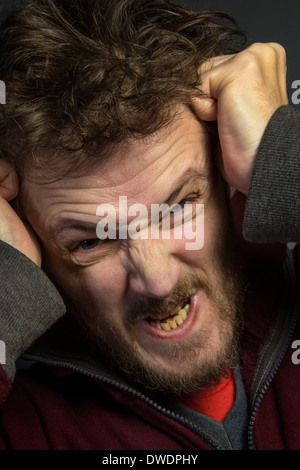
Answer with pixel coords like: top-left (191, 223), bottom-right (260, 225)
top-left (126, 273), bottom-right (212, 325)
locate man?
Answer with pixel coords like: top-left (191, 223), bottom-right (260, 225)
top-left (0, 0), bottom-right (299, 450)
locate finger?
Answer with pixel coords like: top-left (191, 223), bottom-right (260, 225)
top-left (198, 54), bottom-right (235, 75)
top-left (191, 96), bottom-right (218, 121)
top-left (269, 43), bottom-right (289, 104)
top-left (192, 54), bottom-right (235, 120)
top-left (0, 160), bottom-right (19, 201)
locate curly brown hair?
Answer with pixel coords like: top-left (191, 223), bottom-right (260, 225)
top-left (0, 0), bottom-right (246, 177)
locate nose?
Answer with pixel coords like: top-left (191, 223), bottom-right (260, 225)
top-left (126, 238), bottom-right (181, 299)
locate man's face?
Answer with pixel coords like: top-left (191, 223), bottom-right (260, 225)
top-left (22, 107), bottom-right (243, 394)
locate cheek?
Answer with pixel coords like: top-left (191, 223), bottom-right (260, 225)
top-left (205, 205), bottom-right (227, 245)
top-left (204, 176), bottom-right (230, 243)
top-left (82, 263), bottom-right (124, 302)
top-left (174, 199), bottom-right (227, 266)
top-left (45, 254), bottom-right (127, 314)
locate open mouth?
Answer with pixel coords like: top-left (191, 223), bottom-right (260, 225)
top-left (146, 301), bottom-right (190, 331)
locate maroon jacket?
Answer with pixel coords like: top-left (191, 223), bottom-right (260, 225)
top-left (0, 194), bottom-right (299, 450)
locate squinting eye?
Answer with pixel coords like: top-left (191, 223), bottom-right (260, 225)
top-left (172, 198), bottom-right (190, 213)
top-left (178, 198), bottom-right (188, 209)
top-left (78, 239), bottom-right (101, 250)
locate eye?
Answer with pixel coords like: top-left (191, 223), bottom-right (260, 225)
top-left (172, 194), bottom-right (198, 213)
top-left (174, 198), bottom-right (189, 211)
top-left (77, 239), bottom-right (101, 251)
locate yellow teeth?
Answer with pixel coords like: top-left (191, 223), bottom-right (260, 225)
top-left (169, 304), bottom-right (182, 316)
top-left (150, 303), bottom-right (190, 331)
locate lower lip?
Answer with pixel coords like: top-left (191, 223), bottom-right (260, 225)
top-left (142, 293), bottom-right (201, 341)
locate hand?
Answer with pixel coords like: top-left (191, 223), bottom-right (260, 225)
top-left (0, 160), bottom-right (41, 266)
top-left (192, 43), bottom-right (289, 194)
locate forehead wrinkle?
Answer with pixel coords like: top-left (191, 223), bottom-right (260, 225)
top-left (112, 135), bottom-right (208, 203)
top-left (23, 107), bottom-right (207, 197)
top-left (48, 166), bottom-right (207, 241)
top-left (23, 108), bottom-right (210, 240)
top-left (87, 110), bottom-right (207, 193)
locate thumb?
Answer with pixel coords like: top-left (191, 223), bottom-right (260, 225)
top-left (191, 95), bottom-right (218, 122)
top-left (191, 54), bottom-right (234, 122)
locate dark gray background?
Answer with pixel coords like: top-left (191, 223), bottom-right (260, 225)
top-left (178, 0), bottom-right (300, 105)
top-left (1, 0), bottom-right (299, 104)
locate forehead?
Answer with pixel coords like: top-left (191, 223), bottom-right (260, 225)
top-left (27, 108), bottom-right (209, 186)
top-left (21, 108), bottom-right (211, 229)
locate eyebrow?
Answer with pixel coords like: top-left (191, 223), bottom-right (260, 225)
top-left (162, 168), bottom-right (207, 206)
top-left (49, 220), bottom-right (98, 239)
top-left (49, 168), bottom-right (207, 239)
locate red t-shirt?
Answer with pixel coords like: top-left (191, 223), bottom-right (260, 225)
top-left (177, 373), bottom-right (235, 422)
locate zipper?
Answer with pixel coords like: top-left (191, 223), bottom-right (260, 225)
top-left (247, 245), bottom-right (300, 450)
top-left (22, 350), bottom-right (223, 450)
top-left (23, 244), bottom-right (299, 451)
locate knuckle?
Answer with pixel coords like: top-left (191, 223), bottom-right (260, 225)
top-left (267, 42), bottom-right (286, 55)
top-left (239, 42), bottom-right (286, 71)
top-left (235, 47), bottom-right (261, 73)
top-left (252, 42), bottom-right (286, 60)
top-left (267, 43), bottom-right (287, 66)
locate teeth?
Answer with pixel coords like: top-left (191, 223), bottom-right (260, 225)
top-left (169, 304), bottom-right (182, 316)
top-left (180, 308), bottom-right (187, 321)
top-left (149, 303), bottom-right (190, 331)
top-left (174, 314), bottom-right (183, 326)
top-left (161, 322), bottom-right (171, 331)
top-left (166, 318), bottom-right (177, 329)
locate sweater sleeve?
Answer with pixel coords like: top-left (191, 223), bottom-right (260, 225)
top-left (244, 105), bottom-right (300, 243)
top-left (0, 240), bottom-right (66, 389)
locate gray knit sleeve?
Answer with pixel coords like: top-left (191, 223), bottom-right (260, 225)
top-left (0, 240), bottom-right (66, 382)
top-left (244, 105), bottom-right (300, 243)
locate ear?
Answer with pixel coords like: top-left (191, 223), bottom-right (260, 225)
top-left (0, 159), bottom-right (19, 201)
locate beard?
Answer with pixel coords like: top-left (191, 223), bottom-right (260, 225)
top-left (91, 254), bottom-right (243, 396)
top-left (68, 194), bottom-right (245, 397)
